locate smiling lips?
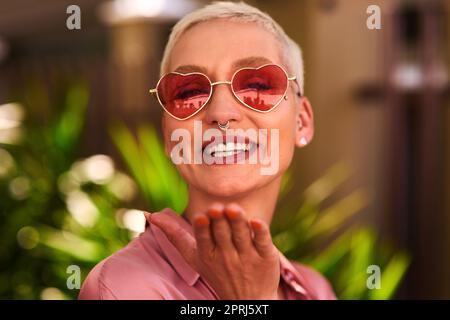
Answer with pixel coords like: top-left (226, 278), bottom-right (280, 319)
top-left (201, 135), bottom-right (258, 162)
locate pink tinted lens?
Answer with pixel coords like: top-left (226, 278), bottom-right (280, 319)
top-left (157, 73), bottom-right (211, 119)
top-left (232, 65), bottom-right (288, 111)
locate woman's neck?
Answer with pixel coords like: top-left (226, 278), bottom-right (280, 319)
top-left (182, 177), bottom-right (282, 226)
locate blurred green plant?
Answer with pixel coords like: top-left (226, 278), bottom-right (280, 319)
top-left (273, 163), bottom-right (410, 299)
top-left (0, 82), bottom-right (409, 299)
top-left (0, 81), bottom-right (93, 299)
top-left (109, 122), bottom-right (188, 213)
top-left (0, 82), bottom-right (136, 299)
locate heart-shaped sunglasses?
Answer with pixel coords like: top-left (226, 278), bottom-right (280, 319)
top-left (149, 64), bottom-right (299, 120)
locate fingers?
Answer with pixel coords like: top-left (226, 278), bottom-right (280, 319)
top-left (144, 211), bottom-right (197, 266)
top-left (224, 203), bottom-right (253, 253)
top-left (148, 205), bottom-right (275, 264)
top-left (249, 218), bottom-right (276, 258)
top-left (192, 213), bottom-right (215, 256)
top-left (194, 203), bottom-right (274, 258)
top-left (206, 203), bottom-right (234, 251)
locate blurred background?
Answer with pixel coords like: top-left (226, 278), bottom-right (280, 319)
top-left (0, 0), bottom-right (449, 299)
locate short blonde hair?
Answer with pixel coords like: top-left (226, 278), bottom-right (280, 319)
top-left (160, 1), bottom-right (304, 94)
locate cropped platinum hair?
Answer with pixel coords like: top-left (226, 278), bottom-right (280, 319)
top-left (160, 1), bottom-right (305, 94)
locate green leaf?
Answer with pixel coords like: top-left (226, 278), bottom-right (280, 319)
top-left (37, 225), bottom-right (105, 263)
top-left (53, 85), bottom-right (89, 153)
top-left (368, 252), bottom-right (411, 300)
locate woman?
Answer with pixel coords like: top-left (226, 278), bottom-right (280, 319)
top-left (79, 1), bottom-right (336, 300)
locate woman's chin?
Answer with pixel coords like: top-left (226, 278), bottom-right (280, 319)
top-left (202, 181), bottom-right (251, 198)
top-left (195, 170), bottom-right (260, 198)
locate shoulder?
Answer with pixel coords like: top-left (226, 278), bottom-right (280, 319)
top-left (78, 229), bottom-right (166, 300)
top-left (291, 261), bottom-right (337, 300)
top-left (78, 258), bottom-right (118, 299)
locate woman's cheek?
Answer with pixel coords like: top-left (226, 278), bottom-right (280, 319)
top-left (277, 125), bottom-right (297, 171)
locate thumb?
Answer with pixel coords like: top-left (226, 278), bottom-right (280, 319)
top-left (144, 211), bottom-right (197, 266)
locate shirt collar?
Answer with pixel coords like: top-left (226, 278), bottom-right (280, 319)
top-left (278, 251), bottom-right (315, 299)
top-left (144, 209), bottom-right (313, 298)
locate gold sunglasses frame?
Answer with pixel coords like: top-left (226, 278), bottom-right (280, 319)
top-left (149, 63), bottom-right (298, 121)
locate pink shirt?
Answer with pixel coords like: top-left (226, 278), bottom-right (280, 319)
top-left (79, 209), bottom-right (336, 300)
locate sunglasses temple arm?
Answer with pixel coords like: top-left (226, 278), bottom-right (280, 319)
top-left (149, 88), bottom-right (157, 95)
top-left (288, 75), bottom-right (303, 97)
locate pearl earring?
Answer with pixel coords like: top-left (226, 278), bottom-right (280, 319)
top-left (300, 137), bottom-right (308, 146)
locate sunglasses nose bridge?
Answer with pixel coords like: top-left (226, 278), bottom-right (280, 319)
top-left (209, 80), bottom-right (235, 101)
top-left (210, 80), bottom-right (232, 87)
top-left (209, 80), bottom-right (236, 103)
top-left (204, 80), bottom-right (243, 126)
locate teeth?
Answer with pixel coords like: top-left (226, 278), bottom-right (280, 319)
top-left (214, 150), bottom-right (236, 157)
top-left (206, 142), bottom-right (251, 157)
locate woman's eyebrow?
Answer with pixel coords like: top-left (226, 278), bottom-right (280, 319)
top-left (172, 56), bottom-right (273, 75)
top-left (231, 56), bottom-right (274, 69)
top-left (173, 64), bottom-right (208, 74)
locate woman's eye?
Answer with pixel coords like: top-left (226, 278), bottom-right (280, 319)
top-left (175, 87), bottom-right (208, 99)
top-left (243, 81), bottom-right (272, 91)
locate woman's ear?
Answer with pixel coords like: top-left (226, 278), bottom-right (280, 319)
top-left (295, 96), bottom-right (314, 148)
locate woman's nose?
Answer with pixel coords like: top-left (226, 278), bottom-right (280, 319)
top-left (203, 84), bottom-right (243, 126)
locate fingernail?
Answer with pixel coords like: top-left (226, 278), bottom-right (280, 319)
top-left (143, 211), bottom-right (152, 222)
top-left (224, 208), bottom-right (240, 219)
top-left (250, 220), bottom-right (261, 231)
top-left (194, 215), bottom-right (209, 226)
top-left (208, 208), bottom-right (223, 219)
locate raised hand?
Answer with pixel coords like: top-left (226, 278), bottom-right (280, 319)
top-left (145, 203), bottom-right (281, 300)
